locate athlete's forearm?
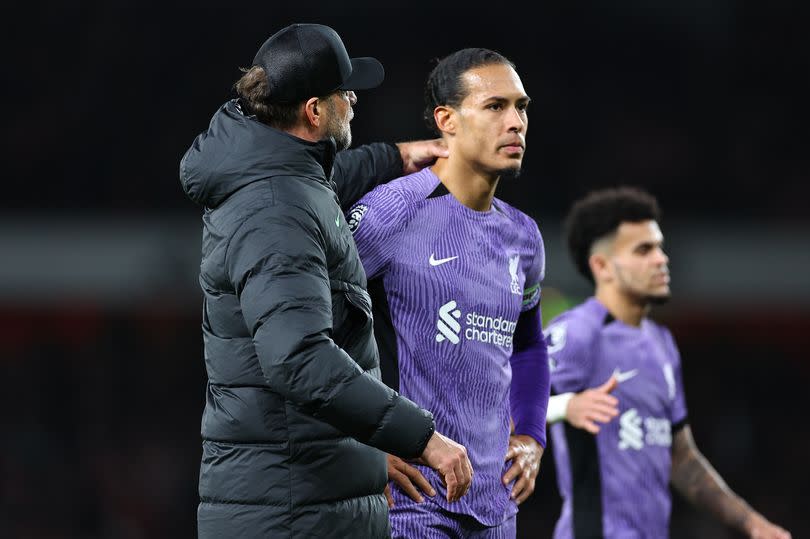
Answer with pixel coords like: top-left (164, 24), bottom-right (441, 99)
top-left (510, 305), bottom-right (550, 447)
top-left (509, 343), bottom-right (549, 447)
top-left (671, 426), bottom-right (755, 534)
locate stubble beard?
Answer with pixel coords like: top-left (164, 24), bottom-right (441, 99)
top-left (614, 263), bottom-right (672, 307)
top-left (328, 120), bottom-right (351, 151)
top-left (332, 121), bottom-right (351, 152)
top-left (623, 287), bottom-right (671, 309)
top-left (644, 290), bottom-right (671, 306)
top-left (495, 163), bottom-right (522, 180)
top-left (324, 100), bottom-right (352, 151)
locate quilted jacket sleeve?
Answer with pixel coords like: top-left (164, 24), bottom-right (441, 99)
top-left (225, 202), bottom-right (434, 458)
top-left (332, 143), bottom-right (403, 210)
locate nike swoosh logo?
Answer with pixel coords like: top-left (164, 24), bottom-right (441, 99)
top-left (613, 368), bottom-right (639, 383)
top-left (429, 254), bottom-right (459, 266)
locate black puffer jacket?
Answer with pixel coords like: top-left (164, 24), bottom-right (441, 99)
top-left (180, 100), bottom-right (435, 538)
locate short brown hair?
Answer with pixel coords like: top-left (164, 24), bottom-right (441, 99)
top-left (234, 66), bottom-right (300, 129)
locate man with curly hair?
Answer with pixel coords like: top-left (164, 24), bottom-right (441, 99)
top-left (544, 186), bottom-right (790, 539)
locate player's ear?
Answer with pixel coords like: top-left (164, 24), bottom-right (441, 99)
top-left (589, 252), bottom-right (612, 283)
top-left (303, 97), bottom-right (321, 128)
top-left (434, 106), bottom-right (456, 135)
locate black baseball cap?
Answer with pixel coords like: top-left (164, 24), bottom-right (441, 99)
top-left (252, 23), bottom-right (385, 104)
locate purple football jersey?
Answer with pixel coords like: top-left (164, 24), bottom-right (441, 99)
top-left (348, 168), bottom-right (545, 526)
top-left (545, 297), bottom-right (688, 538)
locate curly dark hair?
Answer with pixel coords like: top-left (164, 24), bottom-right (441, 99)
top-left (564, 186), bottom-right (662, 283)
top-left (423, 48), bottom-right (515, 134)
top-left (234, 66), bottom-right (300, 129)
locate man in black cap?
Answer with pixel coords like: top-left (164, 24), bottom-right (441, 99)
top-left (180, 23), bottom-right (473, 539)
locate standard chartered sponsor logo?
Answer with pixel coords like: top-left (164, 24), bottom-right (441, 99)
top-left (618, 408), bottom-right (672, 450)
top-left (644, 417), bottom-right (672, 446)
top-left (435, 299), bottom-right (516, 348)
top-left (465, 312), bottom-right (517, 348)
top-left (618, 409), bottom-right (644, 450)
top-left (436, 300), bottom-right (462, 344)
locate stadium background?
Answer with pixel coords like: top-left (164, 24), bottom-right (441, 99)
top-left (2, 1), bottom-right (807, 537)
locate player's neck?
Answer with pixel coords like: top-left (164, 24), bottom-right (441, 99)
top-left (431, 158), bottom-right (499, 212)
top-left (285, 127), bottom-right (320, 143)
top-left (594, 287), bottom-right (649, 327)
top-left (285, 117), bottom-right (324, 143)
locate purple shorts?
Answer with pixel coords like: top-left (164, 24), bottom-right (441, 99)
top-left (389, 496), bottom-right (516, 539)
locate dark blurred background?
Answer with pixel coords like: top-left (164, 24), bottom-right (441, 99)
top-left (2, 1), bottom-right (808, 537)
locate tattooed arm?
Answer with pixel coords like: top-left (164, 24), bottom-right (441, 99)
top-left (670, 425), bottom-right (791, 539)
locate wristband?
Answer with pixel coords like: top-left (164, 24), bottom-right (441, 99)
top-left (546, 393), bottom-right (574, 424)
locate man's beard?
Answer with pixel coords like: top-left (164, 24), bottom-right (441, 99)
top-left (496, 165), bottom-right (522, 180)
top-left (330, 122), bottom-right (352, 151)
top-left (614, 263), bottom-right (671, 306)
top-left (644, 292), bottom-right (671, 306)
top-left (625, 286), bottom-right (671, 307)
top-left (324, 102), bottom-right (352, 151)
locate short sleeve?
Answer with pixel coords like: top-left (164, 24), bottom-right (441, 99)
top-left (544, 315), bottom-right (595, 394)
top-left (347, 184), bottom-right (410, 280)
top-left (663, 329), bottom-right (688, 425)
top-left (521, 220), bottom-right (545, 312)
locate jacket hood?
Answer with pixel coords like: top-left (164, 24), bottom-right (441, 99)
top-left (179, 99), bottom-right (337, 207)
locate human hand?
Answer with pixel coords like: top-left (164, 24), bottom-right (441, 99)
top-left (745, 513), bottom-right (791, 539)
top-left (417, 430), bottom-right (473, 502)
top-left (396, 139), bottom-right (448, 174)
top-left (502, 434), bottom-right (543, 504)
top-left (385, 453), bottom-right (436, 507)
top-left (567, 375), bottom-right (619, 434)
